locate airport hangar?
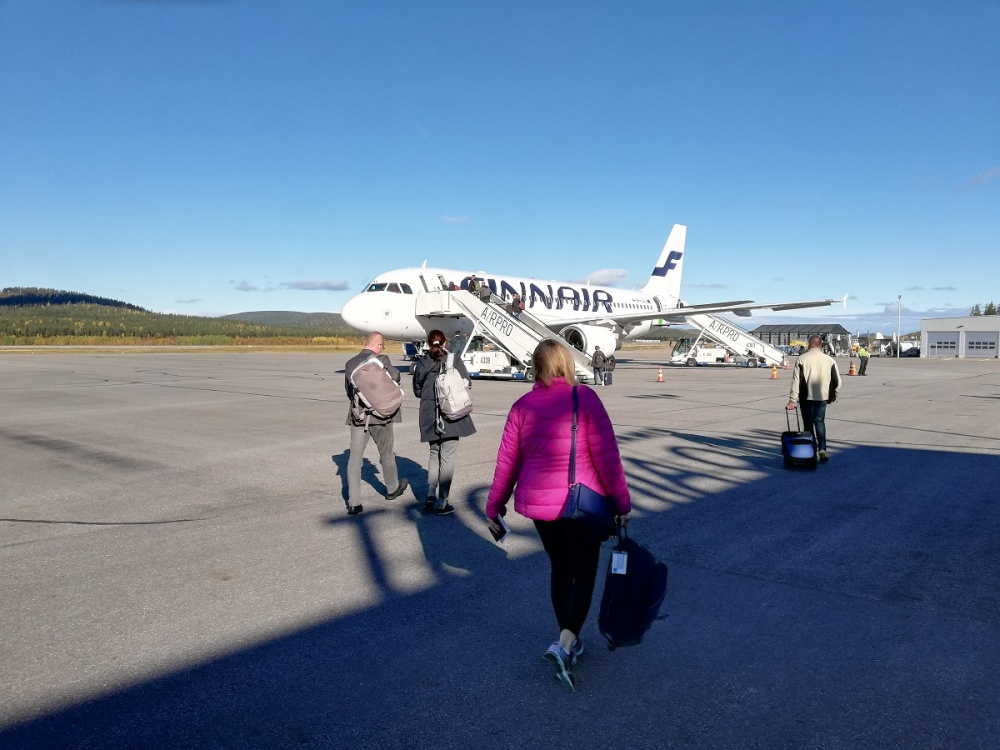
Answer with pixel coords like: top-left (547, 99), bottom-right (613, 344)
top-left (920, 316), bottom-right (1000, 358)
top-left (748, 318), bottom-right (1000, 359)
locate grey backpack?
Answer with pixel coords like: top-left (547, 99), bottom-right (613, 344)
top-left (350, 355), bottom-right (404, 429)
top-left (434, 353), bottom-right (473, 421)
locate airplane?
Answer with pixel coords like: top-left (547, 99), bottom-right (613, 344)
top-left (339, 224), bottom-right (846, 356)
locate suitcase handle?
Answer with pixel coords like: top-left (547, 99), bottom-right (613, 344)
top-left (785, 405), bottom-right (802, 432)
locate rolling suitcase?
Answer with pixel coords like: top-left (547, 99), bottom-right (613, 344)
top-left (782, 407), bottom-right (817, 470)
top-left (604, 371), bottom-right (613, 386)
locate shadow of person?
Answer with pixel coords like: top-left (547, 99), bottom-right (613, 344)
top-left (404, 485), bottom-right (520, 582)
top-left (330, 451), bottom-right (424, 508)
top-left (331, 451), bottom-right (383, 504)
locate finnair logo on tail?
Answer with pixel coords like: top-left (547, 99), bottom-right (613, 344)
top-left (651, 251), bottom-right (683, 277)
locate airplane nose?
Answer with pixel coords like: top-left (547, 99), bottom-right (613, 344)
top-left (340, 293), bottom-right (368, 332)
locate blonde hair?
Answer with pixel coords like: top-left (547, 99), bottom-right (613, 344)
top-left (532, 339), bottom-right (579, 386)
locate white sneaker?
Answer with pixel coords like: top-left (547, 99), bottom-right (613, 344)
top-left (543, 642), bottom-right (576, 691)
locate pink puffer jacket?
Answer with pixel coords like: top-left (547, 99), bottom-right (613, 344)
top-left (486, 378), bottom-right (631, 522)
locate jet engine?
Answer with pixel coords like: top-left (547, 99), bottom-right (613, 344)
top-left (558, 325), bottom-right (620, 357)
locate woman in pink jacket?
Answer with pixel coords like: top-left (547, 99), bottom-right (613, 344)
top-left (486, 339), bottom-right (631, 691)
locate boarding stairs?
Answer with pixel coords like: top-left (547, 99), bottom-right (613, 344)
top-left (684, 312), bottom-right (786, 367)
top-left (414, 289), bottom-right (597, 383)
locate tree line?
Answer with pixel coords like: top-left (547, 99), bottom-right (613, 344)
top-left (0, 287), bottom-right (147, 311)
top-left (0, 287), bottom-right (358, 343)
top-left (970, 303), bottom-right (997, 316)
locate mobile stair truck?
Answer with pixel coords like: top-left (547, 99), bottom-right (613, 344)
top-left (413, 289), bottom-right (598, 383)
top-left (671, 313), bottom-right (786, 368)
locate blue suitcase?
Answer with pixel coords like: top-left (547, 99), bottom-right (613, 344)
top-left (782, 407), bottom-right (817, 470)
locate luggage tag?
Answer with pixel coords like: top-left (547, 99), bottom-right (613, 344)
top-left (611, 550), bottom-right (628, 575)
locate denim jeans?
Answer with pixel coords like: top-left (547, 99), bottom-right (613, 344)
top-left (800, 400), bottom-right (828, 451)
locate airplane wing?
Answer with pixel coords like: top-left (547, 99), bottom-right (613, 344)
top-left (546, 295), bottom-right (846, 328)
top-left (656, 294), bottom-right (847, 321)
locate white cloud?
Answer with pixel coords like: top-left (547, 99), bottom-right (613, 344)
top-left (234, 282), bottom-right (259, 292)
top-left (964, 166), bottom-right (1000, 189)
top-left (440, 215), bottom-right (468, 224)
top-left (281, 280), bottom-right (350, 291)
top-left (576, 269), bottom-right (628, 286)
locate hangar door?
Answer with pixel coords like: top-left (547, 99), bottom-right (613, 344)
top-left (965, 332), bottom-right (998, 359)
top-left (927, 332), bottom-right (958, 358)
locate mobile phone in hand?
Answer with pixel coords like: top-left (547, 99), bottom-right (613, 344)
top-left (489, 514), bottom-right (511, 544)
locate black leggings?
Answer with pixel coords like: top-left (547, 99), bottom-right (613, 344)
top-left (534, 519), bottom-right (603, 637)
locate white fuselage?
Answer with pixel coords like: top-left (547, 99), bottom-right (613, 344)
top-left (340, 266), bottom-right (666, 343)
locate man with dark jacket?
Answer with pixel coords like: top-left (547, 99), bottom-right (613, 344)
top-left (787, 335), bottom-right (842, 463)
top-left (344, 332), bottom-right (408, 515)
top-left (591, 346), bottom-right (608, 386)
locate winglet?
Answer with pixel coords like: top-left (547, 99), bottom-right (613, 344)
top-left (841, 293), bottom-right (849, 310)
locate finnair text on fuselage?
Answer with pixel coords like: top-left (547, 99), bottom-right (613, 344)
top-left (462, 275), bottom-right (619, 313)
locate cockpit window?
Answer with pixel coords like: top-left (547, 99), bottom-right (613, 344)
top-left (387, 283), bottom-right (401, 293)
top-left (400, 283), bottom-right (413, 294)
top-left (367, 283), bottom-right (388, 292)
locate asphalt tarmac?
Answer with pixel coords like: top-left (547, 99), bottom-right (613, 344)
top-left (1, 349), bottom-right (998, 749)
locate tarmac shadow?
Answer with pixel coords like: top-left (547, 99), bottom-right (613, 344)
top-left (403, 485), bottom-right (511, 580)
top-left (330, 451), bottom-right (424, 505)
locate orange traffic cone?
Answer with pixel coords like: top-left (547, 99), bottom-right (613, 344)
top-left (848, 360), bottom-right (857, 376)
top-left (656, 366), bottom-right (664, 383)
top-left (770, 365), bottom-right (778, 379)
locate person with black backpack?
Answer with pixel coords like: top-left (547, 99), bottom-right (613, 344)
top-left (344, 332), bottom-right (408, 516)
top-left (412, 330), bottom-right (476, 515)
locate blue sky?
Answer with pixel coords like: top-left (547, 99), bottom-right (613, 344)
top-left (1, 0), bottom-right (997, 335)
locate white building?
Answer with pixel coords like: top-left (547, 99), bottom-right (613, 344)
top-left (920, 316), bottom-right (999, 359)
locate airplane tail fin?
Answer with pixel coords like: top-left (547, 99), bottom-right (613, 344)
top-left (641, 224), bottom-right (686, 303)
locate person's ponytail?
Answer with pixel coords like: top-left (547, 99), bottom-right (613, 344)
top-left (427, 329), bottom-right (447, 361)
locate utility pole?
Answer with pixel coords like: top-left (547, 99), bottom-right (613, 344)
top-left (896, 294), bottom-right (903, 359)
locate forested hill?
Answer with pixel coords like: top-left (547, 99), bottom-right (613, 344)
top-left (1, 287), bottom-right (146, 311)
top-left (0, 288), bottom-right (359, 344)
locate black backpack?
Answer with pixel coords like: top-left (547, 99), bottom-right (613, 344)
top-left (598, 527), bottom-right (668, 650)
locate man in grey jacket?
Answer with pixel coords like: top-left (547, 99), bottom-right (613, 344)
top-left (344, 332), bottom-right (408, 515)
top-left (786, 335), bottom-right (842, 463)
top-left (591, 346), bottom-right (607, 386)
